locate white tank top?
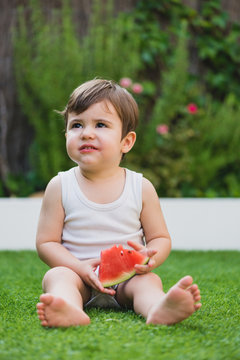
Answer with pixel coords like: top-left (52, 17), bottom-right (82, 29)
top-left (59, 167), bottom-right (144, 260)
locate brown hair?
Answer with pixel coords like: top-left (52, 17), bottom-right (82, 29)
top-left (61, 79), bottom-right (139, 139)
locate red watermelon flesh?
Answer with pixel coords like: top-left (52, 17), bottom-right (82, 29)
top-left (99, 245), bottom-right (149, 287)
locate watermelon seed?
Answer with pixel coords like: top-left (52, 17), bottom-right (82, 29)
top-left (121, 251), bottom-right (123, 256)
top-left (128, 250), bottom-right (132, 254)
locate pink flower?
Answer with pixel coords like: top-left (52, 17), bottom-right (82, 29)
top-left (156, 124), bottom-right (169, 135)
top-left (119, 77), bottom-right (132, 88)
top-left (132, 83), bottom-right (143, 94)
top-left (187, 103), bottom-right (198, 114)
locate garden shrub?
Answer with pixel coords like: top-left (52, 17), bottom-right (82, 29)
top-left (124, 0), bottom-right (240, 197)
top-left (12, 0), bottom-right (240, 197)
top-left (134, 0), bottom-right (240, 100)
top-left (13, 0), bottom-right (142, 192)
top-left (123, 19), bottom-right (240, 197)
top-left (186, 96), bottom-right (240, 197)
top-left (123, 22), bottom-right (193, 197)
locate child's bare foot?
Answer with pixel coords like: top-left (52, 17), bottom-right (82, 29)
top-left (36, 293), bottom-right (90, 327)
top-left (146, 276), bottom-right (201, 325)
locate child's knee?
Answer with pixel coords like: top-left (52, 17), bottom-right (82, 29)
top-left (140, 272), bottom-right (162, 287)
top-left (42, 266), bottom-right (79, 289)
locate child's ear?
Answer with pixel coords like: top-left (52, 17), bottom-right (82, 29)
top-left (121, 131), bottom-right (136, 154)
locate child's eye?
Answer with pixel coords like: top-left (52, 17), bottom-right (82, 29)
top-left (72, 123), bottom-right (82, 129)
top-left (96, 122), bottom-right (107, 128)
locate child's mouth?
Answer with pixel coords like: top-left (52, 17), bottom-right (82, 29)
top-left (79, 144), bottom-right (98, 152)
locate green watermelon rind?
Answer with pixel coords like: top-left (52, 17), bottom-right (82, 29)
top-left (101, 257), bottom-right (149, 288)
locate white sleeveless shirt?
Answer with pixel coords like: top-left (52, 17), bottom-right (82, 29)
top-left (59, 167), bottom-right (144, 260)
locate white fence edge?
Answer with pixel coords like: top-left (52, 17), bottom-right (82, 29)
top-left (0, 198), bottom-right (239, 250)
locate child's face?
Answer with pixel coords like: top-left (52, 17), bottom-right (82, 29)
top-left (65, 100), bottom-right (135, 172)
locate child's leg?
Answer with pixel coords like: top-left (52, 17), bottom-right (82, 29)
top-left (36, 266), bottom-right (91, 327)
top-left (116, 272), bottom-right (201, 325)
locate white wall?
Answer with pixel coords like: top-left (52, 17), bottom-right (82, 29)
top-left (160, 198), bottom-right (240, 250)
top-left (0, 198), bottom-right (41, 250)
top-left (0, 198), bottom-right (239, 250)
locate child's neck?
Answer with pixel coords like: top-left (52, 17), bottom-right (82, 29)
top-left (78, 165), bottom-right (122, 183)
top-left (75, 166), bottom-right (126, 204)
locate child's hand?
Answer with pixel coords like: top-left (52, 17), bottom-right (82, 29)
top-left (78, 258), bottom-right (115, 296)
top-left (127, 240), bottom-right (157, 275)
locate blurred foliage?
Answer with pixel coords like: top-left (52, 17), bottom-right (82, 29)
top-left (124, 23), bottom-right (195, 197)
top-left (124, 20), bottom-right (240, 197)
top-left (134, 0), bottom-right (240, 99)
top-left (12, 0), bottom-right (142, 193)
top-left (7, 0), bottom-right (240, 197)
top-left (187, 96), bottom-right (240, 197)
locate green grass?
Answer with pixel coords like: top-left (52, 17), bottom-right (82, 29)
top-left (0, 251), bottom-right (239, 360)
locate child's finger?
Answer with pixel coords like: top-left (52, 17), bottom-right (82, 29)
top-left (90, 274), bottom-right (116, 295)
top-left (146, 249), bottom-right (157, 258)
top-left (135, 258), bottom-right (155, 272)
top-left (127, 241), bottom-right (157, 259)
top-left (134, 263), bottom-right (151, 271)
top-left (102, 287), bottom-right (116, 296)
top-left (95, 283), bottom-right (115, 296)
top-left (127, 240), bottom-right (144, 251)
top-left (134, 264), bottom-right (151, 274)
top-left (89, 258), bottom-right (101, 268)
top-left (147, 258), bottom-right (155, 267)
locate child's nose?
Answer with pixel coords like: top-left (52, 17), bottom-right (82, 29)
top-left (81, 126), bottom-right (95, 139)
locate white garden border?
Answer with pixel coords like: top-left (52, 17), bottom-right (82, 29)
top-left (0, 198), bottom-right (239, 250)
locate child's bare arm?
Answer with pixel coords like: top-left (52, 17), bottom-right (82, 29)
top-left (138, 177), bottom-right (172, 271)
top-left (36, 176), bottom-right (114, 294)
top-left (36, 176), bottom-right (78, 268)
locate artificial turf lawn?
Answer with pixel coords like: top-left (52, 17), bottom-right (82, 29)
top-left (0, 251), bottom-right (239, 360)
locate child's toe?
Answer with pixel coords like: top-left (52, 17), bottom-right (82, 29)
top-left (36, 302), bottom-right (45, 310)
top-left (38, 314), bottom-right (46, 321)
top-left (37, 309), bottom-right (44, 316)
top-left (194, 303), bottom-right (202, 311)
top-left (41, 320), bottom-right (49, 327)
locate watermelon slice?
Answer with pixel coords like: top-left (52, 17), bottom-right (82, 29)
top-left (99, 245), bottom-right (149, 287)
